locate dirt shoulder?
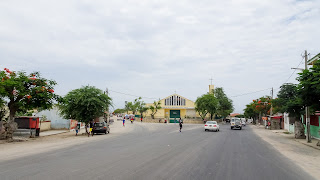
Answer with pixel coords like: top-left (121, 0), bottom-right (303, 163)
top-left (0, 121), bottom-right (133, 162)
top-left (251, 125), bottom-right (320, 180)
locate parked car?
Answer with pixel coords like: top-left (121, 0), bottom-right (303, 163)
top-left (204, 121), bottom-right (220, 132)
top-left (92, 122), bottom-right (110, 135)
top-left (231, 118), bottom-right (242, 130)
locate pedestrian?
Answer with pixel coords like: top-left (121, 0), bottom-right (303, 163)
top-left (75, 124), bottom-right (79, 136)
top-left (90, 121), bottom-right (94, 136)
top-left (123, 117), bottom-right (125, 127)
top-left (141, 117), bottom-right (143, 123)
top-left (179, 118), bottom-right (183, 132)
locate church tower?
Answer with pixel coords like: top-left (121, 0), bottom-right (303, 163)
top-left (209, 85), bottom-right (214, 94)
top-left (209, 77), bottom-right (214, 94)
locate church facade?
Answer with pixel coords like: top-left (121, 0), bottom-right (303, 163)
top-left (145, 94), bottom-right (197, 119)
top-left (144, 84), bottom-right (215, 120)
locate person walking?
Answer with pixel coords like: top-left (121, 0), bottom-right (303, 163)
top-left (123, 117), bottom-right (126, 127)
top-left (75, 124), bottom-right (79, 136)
top-left (179, 118), bottom-right (183, 132)
top-left (141, 117), bottom-right (143, 123)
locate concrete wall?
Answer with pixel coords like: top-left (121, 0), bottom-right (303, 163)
top-left (302, 115), bottom-right (320, 139)
top-left (36, 108), bottom-right (70, 130)
top-left (289, 124), bottom-right (295, 133)
top-left (40, 121), bottom-right (51, 131)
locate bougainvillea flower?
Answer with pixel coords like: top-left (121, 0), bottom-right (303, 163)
top-left (48, 89), bottom-right (54, 93)
top-left (29, 77), bottom-right (37, 80)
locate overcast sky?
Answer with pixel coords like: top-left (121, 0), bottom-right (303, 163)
top-left (1, 0), bottom-right (320, 113)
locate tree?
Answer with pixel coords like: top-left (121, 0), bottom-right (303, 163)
top-left (272, 83), bottom-right (303, 118)
top-left (235, 114), bottom-right (245, 118)
top-left (244, 103), bottom-right (259, 124)
top-left (59, 86), bottom-right (112, 134)
top-left (125, 102), bottom-right (132, 114)
top-left (195, 93), bottom-right (218, 121)
top-left (0, 68), bottom-right (59, 139)
top-left (136, 98), bottom-right (148, 118)
top-left (149, 100), bottom-right (161, 119)
top-left (297, 60), bottom-right (320, 112)
top-left (124, 98), bottom-right (141, 115)
top-left (113, 109), bottom-right (126, 114)
top-left (214, 87), bottom-right (234, 119)
top-left (243, 96), bottom-right (271, 124)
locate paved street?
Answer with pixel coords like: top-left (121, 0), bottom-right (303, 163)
top-left (0, 122), bottom-right (315, 180)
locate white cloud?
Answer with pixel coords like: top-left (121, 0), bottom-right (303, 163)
top-left (1, 0), bottom-right (320, 113)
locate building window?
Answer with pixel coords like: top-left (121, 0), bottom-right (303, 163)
top-left (165, 95), bottom-right (186, 106)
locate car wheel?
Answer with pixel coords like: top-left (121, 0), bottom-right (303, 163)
top-left (231, 127), bottom-right (233, 130)
top-left (205, 129), bottom-right (207, 131)
top-left (240, 127), bottom-right (242, 130)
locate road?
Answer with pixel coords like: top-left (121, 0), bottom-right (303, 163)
top-left (0, 122), bottom-right (315, 180)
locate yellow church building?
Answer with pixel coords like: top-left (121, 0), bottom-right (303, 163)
top-left (145, 94), bottom-right (197, 120)
top-left (144, 85), bottom-right (215, 120)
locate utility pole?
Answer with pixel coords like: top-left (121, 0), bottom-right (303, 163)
top-left (270, 87), bottom-right (273, 116)
top-left (304, 50), bottom-right (311, 143)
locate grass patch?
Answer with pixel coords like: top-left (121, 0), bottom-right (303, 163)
top-left (283, 132), bottom-right (291, 134)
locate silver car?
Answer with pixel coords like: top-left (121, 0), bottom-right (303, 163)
top-left (231, 118), bottom-right (242, 130)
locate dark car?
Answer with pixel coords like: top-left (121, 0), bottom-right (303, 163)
top-left (92, 122), bottom-right (110, 135)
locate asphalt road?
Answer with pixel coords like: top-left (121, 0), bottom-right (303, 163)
top-left (0, 123), bottom-right (315, 180)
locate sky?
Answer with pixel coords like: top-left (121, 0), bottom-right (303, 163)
top-left (1, 0), bottom-right (320, 113)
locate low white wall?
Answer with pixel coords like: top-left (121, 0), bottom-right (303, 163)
top-left (40, 121), bottom-right (51, 132)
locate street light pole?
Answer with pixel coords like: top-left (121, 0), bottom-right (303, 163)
top-left (304, 50), bottom-right (311, 143)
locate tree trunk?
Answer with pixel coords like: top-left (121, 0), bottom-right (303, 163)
top-left (294, 121), bottom-right (306, 139)
top-left (210, 114), bottom-right (213, 120)
top-left (6, 105), bottom-right (18, 141)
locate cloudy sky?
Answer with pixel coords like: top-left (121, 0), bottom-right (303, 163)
top-left (1, 0), bottom-right (320, 113)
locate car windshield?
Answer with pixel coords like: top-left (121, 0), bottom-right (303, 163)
top-left (206, 121), bottom-right (216, 124)
top-left (94, 123), bottom-right (104, 127)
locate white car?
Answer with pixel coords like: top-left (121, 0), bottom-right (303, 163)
top-left (204, 121), bottom-right (220, 132)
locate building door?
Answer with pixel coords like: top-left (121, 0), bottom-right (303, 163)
top-left (170, 110), bottom-right (180, 123)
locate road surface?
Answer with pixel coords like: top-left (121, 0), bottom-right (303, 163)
top-left (0, 122), bottom-right (314, 180)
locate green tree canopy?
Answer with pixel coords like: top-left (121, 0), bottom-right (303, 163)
top-left (214, 87), bottom-right (234, 119)
top-left (124, 98), bottom-right (142, 115)
top-left (149, 100), bottom-right (161, 119)
top-left (113, 108), bottom-right (126, 114)
top-left (0, 68), bottom-right (59, 122)
top-left (59, 86), bottom-right (112, 125)
top-left (243, 96), bottom-right (271, 123)
top-left (136, 97), bottom-right (148, 118)
top-left (195, 93), bottom-right (218, 120)
top-left (297, 60), bottom-right (320, 113)
top-left (272, 83), bottom-right (304, 119)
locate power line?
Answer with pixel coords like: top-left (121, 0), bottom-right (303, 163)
top-left (283, 57), bottom-right (304, 84)
top-left (230, 88), bottom-right (272, 98)
top-left (109, 89), bottom-right (158, 100)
